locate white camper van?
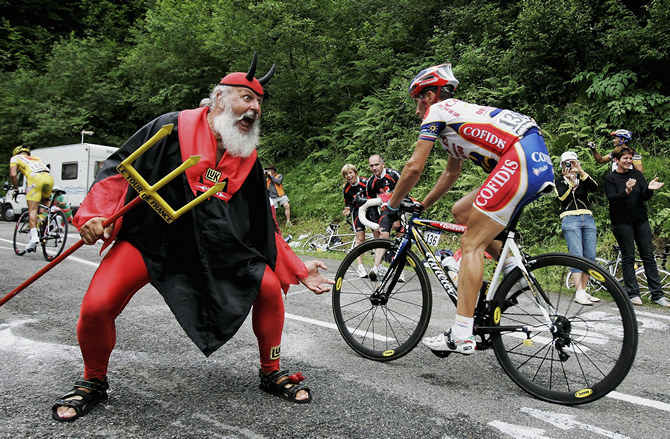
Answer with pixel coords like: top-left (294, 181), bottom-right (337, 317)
top-left (1, 143), bottom-right (118, 221)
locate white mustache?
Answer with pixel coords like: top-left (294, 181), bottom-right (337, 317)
top-left (236, 110), bottom-right (258, 121)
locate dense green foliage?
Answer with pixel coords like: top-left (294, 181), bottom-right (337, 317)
top-left (1, 0), bottom-right (669, 247)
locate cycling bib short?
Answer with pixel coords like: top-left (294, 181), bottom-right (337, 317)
top-left (9, 154), bottom-right (54, 202)
top-left (419, 99), bottom-right (554, 225)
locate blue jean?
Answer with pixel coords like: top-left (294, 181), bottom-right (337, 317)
top-left (612, 220), bottom-right (664, 300)
top-left (561, 214), bottom-right (597, 273)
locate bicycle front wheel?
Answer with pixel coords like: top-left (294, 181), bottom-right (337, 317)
top-left (490, 253), bottom-right (637, 405)
top-left (637, 267), bottom-right (670, 301)
top-left (42, 210), bottom-right (68, 261)
top-left (332, 239), bottom-right (432, 361)
top-left (13, 212), bottom-right (31, 256)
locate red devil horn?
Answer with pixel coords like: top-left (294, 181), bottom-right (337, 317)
top-left (258, 64), bottom-right (276, 86)
top-left (246, 52), bottom-right (258, 82)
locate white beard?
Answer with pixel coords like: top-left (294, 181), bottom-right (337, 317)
top-left (212, 105), bottom-right (260, 158)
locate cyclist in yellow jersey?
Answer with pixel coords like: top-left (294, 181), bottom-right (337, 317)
top-left (9, 145), bottom-right (54, 251)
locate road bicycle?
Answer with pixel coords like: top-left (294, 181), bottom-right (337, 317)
top-left (302, 218), bottom-right (373, 253)
top-left (13, 193), bottom-right (69, 261)
top-left (565, 244), bottom-right (670, 301)
top-left (332, 195), bottom-right (637, 405)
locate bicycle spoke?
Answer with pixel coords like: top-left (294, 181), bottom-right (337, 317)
top-left (332, 239), bottom-right (432, 361)
top-left (491, 253), bottom-right (637, 405)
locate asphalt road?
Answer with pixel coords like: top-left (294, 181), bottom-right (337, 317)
top-left (1, 221), bottom-right (669, 439)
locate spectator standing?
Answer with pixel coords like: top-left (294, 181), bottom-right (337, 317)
top-left (605, 147), bottom-right (668, 307)
top-left (555, 151), bottom-right (600, 305)
top-left (265, 165), bottom-right (291, 225)
top-left (589, 129), bottom-right (643, 172)
top-left (341, 163), bottom-right (369, 278)
top-left (51, 187), bottom-right (73, 222)
top-left (366, 154), bottom-right (402, 280)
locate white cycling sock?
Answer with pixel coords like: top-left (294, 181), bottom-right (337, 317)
top-left (452, 315), bottom-right (474, 340)
top-left (29, 227), bottom-right (39, 242)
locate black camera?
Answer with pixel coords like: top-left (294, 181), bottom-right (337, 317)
top-left (565, 161), bottom-right (572, 169)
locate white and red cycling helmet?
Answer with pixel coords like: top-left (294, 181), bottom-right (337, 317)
top-left (610, 129), bottom-right (632, 144)
top-left (409, 63), bottom-right (459, 99)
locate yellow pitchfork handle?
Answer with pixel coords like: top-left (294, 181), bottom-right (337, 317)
top-left (1, 123), bottom-right (225, 307)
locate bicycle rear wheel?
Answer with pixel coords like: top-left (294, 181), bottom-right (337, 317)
top-left (637, 267), bottom-right (670, 301)
top-left (302, 234), bottom-right (329, 252)
top-left (490, 253), bottom-right (637, 405)
top-left (332, 239), bottom-right (432, 361)
top-left (42, 210), bottom-right (68, 261)
top-left (13, 212), bottom-right (31, 256)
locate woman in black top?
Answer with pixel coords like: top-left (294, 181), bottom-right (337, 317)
top-left (605, 147), bottom-right (667, 307)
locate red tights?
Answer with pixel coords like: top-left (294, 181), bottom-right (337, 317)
top-left (78, 240), bottom-right (284, 380)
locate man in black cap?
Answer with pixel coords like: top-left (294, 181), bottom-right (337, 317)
top-left (52, 54), bottom-right (333, 421)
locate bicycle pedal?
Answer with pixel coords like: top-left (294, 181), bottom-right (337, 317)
top-left (430, 349), bottom-right (452, 358)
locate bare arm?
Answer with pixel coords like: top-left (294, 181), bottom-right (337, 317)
top-left (591, 148), bottom-right (611, 164)
top-left (422, 156), bottom-right (463, 210)
top-left (9, 165), bottom-right (19, 189)
top-left (388, 139), bottom-right (434, 209)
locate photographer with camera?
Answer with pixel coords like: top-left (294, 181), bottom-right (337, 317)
top-left (555, 151), bottom-right (600, 305)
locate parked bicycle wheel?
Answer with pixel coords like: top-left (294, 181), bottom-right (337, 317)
top-left (490, 253), bottom-right (637, 405)
top-left (302, 234), bottom-right (329, 252)
top-left (42, 210), bottom-right (68, 261)
top-left (332, 239), bottom-right (432, 361)
top-left (564, 256), bottom-right (609, 293)
top-left (636, 267), bottom-right (670, 301)
top-left (13, 211), bottom-right (31, 256)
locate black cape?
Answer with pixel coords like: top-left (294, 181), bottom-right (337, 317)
top-left (83, 110), bottom-right (277, 356)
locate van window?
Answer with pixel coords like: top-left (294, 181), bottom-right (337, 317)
top-left (62, 162), bottom-right (78, 180)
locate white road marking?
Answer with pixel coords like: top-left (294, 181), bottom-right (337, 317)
top-left (605, 391), bottom-right (670, 412)
top-left (520, 407), bottom-right (630, 438)
top-left (488, 421), bottom-right (551, 439)
top-left (285, 312), bottom-right (392, 342)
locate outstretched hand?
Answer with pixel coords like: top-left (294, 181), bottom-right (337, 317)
top-left (300, 260), bottom-right (335, 295)
top-left (649, 177), bottom-right (664, 191)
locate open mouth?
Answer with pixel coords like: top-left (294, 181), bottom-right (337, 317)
top-left (237, 111), bottom-right (257, 131)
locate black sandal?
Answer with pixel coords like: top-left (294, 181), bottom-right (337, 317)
top-left (259, 370), bottom-right (312, 404)
top-left (52, 378), bottom-right (109, 422)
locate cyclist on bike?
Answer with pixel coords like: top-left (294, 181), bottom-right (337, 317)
top-left (9, 145), bottom-right (54, 251)
top-left (588, 129), bottom-right (643, 173)
top-left (366, 154), bottom-right (403, 280)
top-left (342, 163), bottom-right (369, 278)
top-left (385, 63), bottom-right (554, 355)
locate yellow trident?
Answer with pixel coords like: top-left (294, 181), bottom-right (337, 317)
top-left (115, 124), bottom-right (227, 224)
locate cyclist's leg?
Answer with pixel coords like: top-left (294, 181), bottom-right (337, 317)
top-left (351, 210), bottom-right (366, 267)
top-left (457, 210), bottom-right (505, 319)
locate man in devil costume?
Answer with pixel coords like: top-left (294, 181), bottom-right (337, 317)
top-left (52, 54), bottom-right (334, 421)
